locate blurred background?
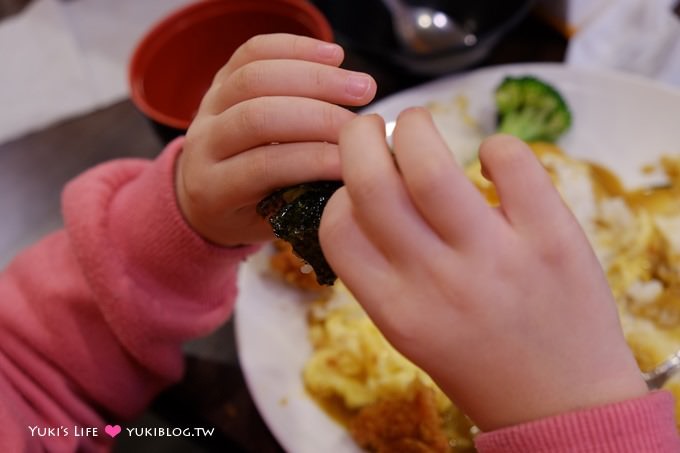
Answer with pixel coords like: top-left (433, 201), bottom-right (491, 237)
top-left (0, 0), bottom-right (679, 452)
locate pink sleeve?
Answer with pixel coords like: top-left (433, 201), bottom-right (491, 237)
top-left (0, 138), bottom-right (259, 452)
top-left (475, 390), bottom-right (680, 452)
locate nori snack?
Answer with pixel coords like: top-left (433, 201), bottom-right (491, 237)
top-left (257, 181), bottom-right (342, 285)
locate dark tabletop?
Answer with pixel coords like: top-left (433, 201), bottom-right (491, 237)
top-left (0, 5), bottom-right (566, 452)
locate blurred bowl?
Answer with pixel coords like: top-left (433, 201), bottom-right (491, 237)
top-left (129, 0), bottom-right (333, 143)
top-left (311, 0), bottom-right (535, 76)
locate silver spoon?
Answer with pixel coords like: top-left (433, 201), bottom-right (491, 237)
top-left (643, 348), bottom-right (680, 389)
top-left (380, 0), bottom-right (475, 54)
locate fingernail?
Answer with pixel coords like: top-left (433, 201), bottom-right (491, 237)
top-left (346, 75), bottom-right (371, 98)
top-left (317, 42), bottom-right (340, 60)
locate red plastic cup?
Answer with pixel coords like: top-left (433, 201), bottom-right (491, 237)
top-left (128, 0), bottom-right (333, 143)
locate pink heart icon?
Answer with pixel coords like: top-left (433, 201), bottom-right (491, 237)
top-left (104, 424), bottom-right (121, 438)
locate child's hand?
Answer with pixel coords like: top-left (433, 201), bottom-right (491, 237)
top-left (319, 109), bottom-right (647, 431)
top-left (176, 34), bottom-right (376, 246)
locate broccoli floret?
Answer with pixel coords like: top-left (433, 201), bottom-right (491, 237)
top-left (494, 75), bottom-right (572, 142)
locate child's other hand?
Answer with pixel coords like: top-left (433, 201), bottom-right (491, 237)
top-left (176, 34), bottom-right (376, 246)
top-left (319, 109), bottom-right (647, 431)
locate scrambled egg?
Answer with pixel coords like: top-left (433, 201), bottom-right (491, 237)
top-left (304, 282), bottom-right (445, 411)
top-left (301, 144), bottom-right (680, 451)
top-left (303, 282), bottom-right (474, 451)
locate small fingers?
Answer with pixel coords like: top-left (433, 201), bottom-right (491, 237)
top-left (319, 187), bottom-right (392, 300)
top-left (213, 141), bottom-right (342, 205)
top-left (223, 33), bottom-right (341, 73)
top-left (177, 140), bottom-right (341, 245)
top-left (339, 114), bottom-right (440, 262)
top-left (198, 34), bottom-right (344, 116)
top-left (479, 134), bottom-right (575, 236)
top-left (211, 33), bottom-right (341, 87)
top-left (206, 97), bottom-right (356, 160)
top-left (202, 60), bottom-right (376, 114)
top-left (392, 108), bottom-right (499, 245)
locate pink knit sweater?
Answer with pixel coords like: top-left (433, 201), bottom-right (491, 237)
top-left (0, 139), bottom-right (677, 452)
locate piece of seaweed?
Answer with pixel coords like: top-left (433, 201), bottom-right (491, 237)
top-left (257, 181), bottom-right (342, 285)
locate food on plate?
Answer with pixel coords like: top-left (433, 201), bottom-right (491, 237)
top-left (303, 282), bottom-right (476, 451)
top-left (349, 381), bottom-right (452, 453)
top-left (427, 95), bottom-right (484, 166)
top-left (295, 142), bottom-right (680, 451)
top-left (494, 75), bottom-right (572, 142)
top-left (269, 239), bottom-right (325, 291)
top-left (257, 181), bottom-right (342, 285)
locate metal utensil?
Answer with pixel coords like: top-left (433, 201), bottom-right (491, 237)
top-left (380, 0), bottom-right (475, 54)
top-left (643, 349), bottom-right (680, 389)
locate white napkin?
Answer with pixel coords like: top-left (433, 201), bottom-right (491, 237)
top-left (566, 0), bottom-right (680, 87)
top-left (0, 0), bottom-right (190, 144)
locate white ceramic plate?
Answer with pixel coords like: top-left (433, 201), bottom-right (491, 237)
top-left (234, 63), bottom-right (680, 453)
